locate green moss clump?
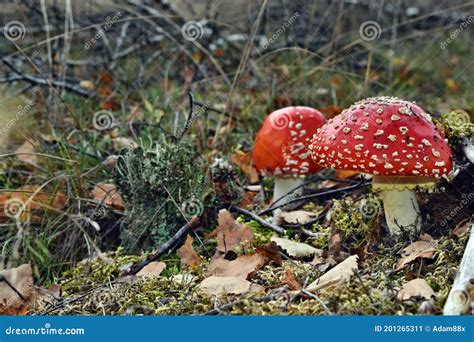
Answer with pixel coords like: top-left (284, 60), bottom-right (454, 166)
top-left (439, 111), bottom-right (474, 146)
top-left (61, 248), bottom-right (144, 295)
top-left (330, 195), bottom-right (380, 243)
top-left (114, 137), bottom-right (215, 252)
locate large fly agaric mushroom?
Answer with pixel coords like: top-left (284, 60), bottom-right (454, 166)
top-left (309, 96), bottom-right (453, 237)
top-left (253, 106), bottom-right (326, 204)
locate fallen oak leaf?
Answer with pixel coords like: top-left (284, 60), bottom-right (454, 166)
top-left (230, 151), bottom-right (259, 184)
top-left (0, 264), bottom-right (34, 312)
top-left (255, 242), bottom-right (282, 266)
top-left (91, 183), bottom-right (124, 210)
top-left (177, 235), bottom-right (201, 269)
top-left (271, 237), bottom-right (322, 258)
top-left (398, 278), bottom-right (435, 301)
top-left (0, 185), bottom-right (68, 223)
top-left (136, 261), bottom-right (166, 278)
top-left (274, 210), bottom-right (320, 225)
top-left (396, 236), bottom-right (437, 270)
top-left (214, 209), bottom-right (254, 256)
top-left (209, 252), bottom-right (268, 279)
top-left (199, 276), bottom-right (262, 296)
top-left (306, 255), bottom-right (359, 292)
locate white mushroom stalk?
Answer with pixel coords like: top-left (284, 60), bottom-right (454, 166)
top-left (272, 177), bottom-right (304, 206)
top-left (379, 188), bottom-right (420, 236)
top-left (372, 176), bottom-right (435, 237)
top-left (444, 224), bottom-right (474, 315)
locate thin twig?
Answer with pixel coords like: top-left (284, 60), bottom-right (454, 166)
top-left (230, 206), bottom-right (286, 235)
top-left (128, 216), bottom-right (201, 275)
top-left (259, 182), bottom-right (371, 216)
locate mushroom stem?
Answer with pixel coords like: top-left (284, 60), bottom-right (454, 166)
top-left (272, 177), bottom-right (304, 206)
top-left (380, 189), bottom-right (421, 237)
top-left (443, 223), bottom-right (474, 315)
top-left (462, 137), bottom-right (474, 164)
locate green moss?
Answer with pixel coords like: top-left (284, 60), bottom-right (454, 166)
top-left (439, 111), bottom-right (474, 146)
top-left (114, 137), bottom-right (216, 252)
top-left (61, 248), bottom-right (144, 295)
top-left (330, 195), bottom-right (380, 243)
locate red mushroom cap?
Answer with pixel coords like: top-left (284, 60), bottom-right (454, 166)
top-left (309, 96), bottom-right (453, 178)
top-left (253, 106), bottom-right (326, 177)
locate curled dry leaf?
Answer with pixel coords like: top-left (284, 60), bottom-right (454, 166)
top-left (0, 264), bottom-right (34, 312)
top-left (398, 278), bottom-right (435, 301)
top-left (91, 183), bottom-right (124, 210)
top-left (256, 242), bottom-right (282, 266)
top-left (396, 235), bottom-right (437, 270)
top-left (136, 261), bottom-right (166, 278)
top-left (285, 269), bottom-right (302, 291)
top-left (209, 252), bottom-right (268, 279)
top-left (274, 210), bottom-right (319, 225)
top-left (177, 235), bottom-right (201, 269)
top-left (271, 237), bottom-right (322, 258)
top-left (307, 255), bottom-right (359, 292)
top-left (199, 276), bottom-right (261, 296)
top-left (214, 209), bottom-right (254, 255)
top-left (230, 151), bottom-right (259, 184)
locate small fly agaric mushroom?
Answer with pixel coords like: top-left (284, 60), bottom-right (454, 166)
top-left (309, 96), bottom-right (453, 237)
top-left (253, 106), bottom-right (326, 204)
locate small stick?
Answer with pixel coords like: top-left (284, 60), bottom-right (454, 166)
top-left (258, 182), bottom-right (371, 216)
top-left (128, 216), bottom-right (200, 275)
top-left (230, 206), bottom-right (285, 235)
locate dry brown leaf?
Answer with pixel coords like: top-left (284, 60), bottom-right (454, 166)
top-left (398, 278), bottom-right (435, 300)
top-left (136, 261), bottom-right (166, 278)
top-left (91, 183), bottom-right (124, 210)
top-left (285, 269), bottom-right (302, 290)
top-left (0, 264), bottom-right (34, 311)
top-left (274, 210), bottom-right (319, 225)
top-left (256, 242), bottom-right (282, 266)
top-left (451, 220), bottom-right (471, 237)
top-left (15, 141), bottom-right (38, 167)
top-left (199, 276), bottom-right (254, 296)
top-left (0, 185), bottom-right (67, 222)
top-left (335, 170), bottom-right (360, 179)
top-left (238, 191), bottom-right (258, 208)
top-left (214, 209), bottom-right (254, 255)
top-left (307, 255), bottom-right (359, 291)
top-left (396, 237), bottom-right (437, 270)
top-left (230, 151), bottom-right (259, 184)
top-left (209, 252), bottom-right (268, 279)
top-left (177, 235), bottom-right (201, 269)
